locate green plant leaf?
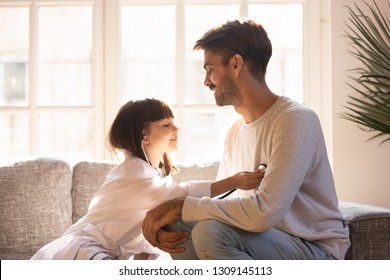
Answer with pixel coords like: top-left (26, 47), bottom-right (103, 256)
top-left (341, 0), bottom-right (390, 144)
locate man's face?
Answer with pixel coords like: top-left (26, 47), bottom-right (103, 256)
top-left (202, 50), bottom-right (241, 106)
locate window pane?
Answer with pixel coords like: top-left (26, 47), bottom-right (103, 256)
top-left (249, 4), bottom-right (303, 103)
top-left (38, 113), bottom-right (93, 159)
top-left (0, 114), bottom-right (29, 158)
top-left (38, 6), bottom-right (92, 106)
top-left (184, 4), bottom-right (239, 105)
top-left (0, 7), bottom-right (29, 106)
top-left (120, 5), bottom-right (175, 105)
top-left (121, 61), bottom-right (175, 104)
top-left (182, 111), bottom-right (240, 162)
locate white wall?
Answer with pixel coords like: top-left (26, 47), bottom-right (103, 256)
top-left (329, 0), bottom-right (390, 208)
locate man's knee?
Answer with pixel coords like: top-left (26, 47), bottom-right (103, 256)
top-left (193, 219), bottom-right (224, 238)
top-left (192, 220), bottom-right (228, 259)
top-left (163, 219), bottom-right (198, 260)
top-left (163, 219), bottom-right (193, 232)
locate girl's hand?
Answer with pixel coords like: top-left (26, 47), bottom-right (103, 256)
top-left (211, 168), bottom-right (266, 197)
top-left (232, 170), bottom-right (265, 190)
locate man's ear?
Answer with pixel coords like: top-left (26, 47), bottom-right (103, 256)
top-left (231, 54), bottom-right (244, 76)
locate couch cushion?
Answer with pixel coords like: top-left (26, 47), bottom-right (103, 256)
top-left (0, 158), bottom-right (72, 260)
top-left (339, 201), bottom-right (390, 260)
top-left (72, 161), bottom-right (117, 224)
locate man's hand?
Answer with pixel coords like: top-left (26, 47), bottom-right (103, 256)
top-left (155, 229), bottom-right (188, 253)
top-left (142, 198), bottom-right (186, 252)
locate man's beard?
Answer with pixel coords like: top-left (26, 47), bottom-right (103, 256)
top-left (212, 73), bottom-right (241, 106)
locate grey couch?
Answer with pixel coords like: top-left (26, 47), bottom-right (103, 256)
top-left (1, 158), bottom-right (389, 260)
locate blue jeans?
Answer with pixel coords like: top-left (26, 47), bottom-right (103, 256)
top-left (164, 219), bottom-right (336, 260)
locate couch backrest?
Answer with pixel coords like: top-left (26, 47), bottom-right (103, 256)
top-left (172, 162), bottom-right (219, 183)
top-left (71, 161), bottom-right (117, 223)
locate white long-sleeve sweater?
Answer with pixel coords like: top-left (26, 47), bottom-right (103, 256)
top-left (182, 96), bottom-right (350, 260)
top-left (31, 154), bottom-right (211, 260)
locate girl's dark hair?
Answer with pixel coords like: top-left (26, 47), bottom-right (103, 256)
top-left (193, 19), bottom-right (272, 81)
top-left (109, 98), bottom-right (177, 175)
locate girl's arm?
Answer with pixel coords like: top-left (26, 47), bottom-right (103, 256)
top-left (210, 169), bottom-right (265, 197)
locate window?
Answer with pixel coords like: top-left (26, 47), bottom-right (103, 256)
top-left (0, 0), bottom-right (319, 163)
top-left (0, 2), bottom-right (100, 161)
top-left (0, 6), bottom-right (29, 157)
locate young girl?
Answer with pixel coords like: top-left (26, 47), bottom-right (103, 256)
top-left (31, 98), bottom-right (263, 260)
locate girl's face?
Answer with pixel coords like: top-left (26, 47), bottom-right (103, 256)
top-left (143, 117), bottom-right (179, 154)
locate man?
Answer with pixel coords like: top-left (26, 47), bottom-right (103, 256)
top-left (142, 19), bottom-right (350, 260)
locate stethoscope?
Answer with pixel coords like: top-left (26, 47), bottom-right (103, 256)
top-left (218, 164), bottom-right (267, 199)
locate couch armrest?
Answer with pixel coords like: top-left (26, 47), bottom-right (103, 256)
top-left (339, 201), bottom-right (390, 260)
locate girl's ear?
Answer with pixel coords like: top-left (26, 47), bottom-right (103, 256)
top-left (142, 129), bottom-right (149, 144)
top-left (231, 54), bottom-right (243, 76)
top-left (142, 136), bottom-right (149, 144)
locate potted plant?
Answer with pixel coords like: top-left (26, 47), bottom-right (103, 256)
top-left (341, 0), bottom-right (390, 144)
